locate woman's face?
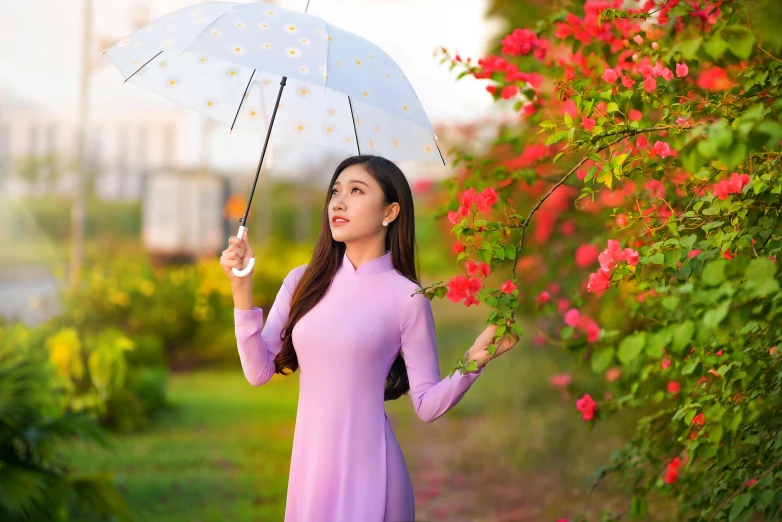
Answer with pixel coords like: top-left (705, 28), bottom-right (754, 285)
top-left (328, 164), bottom-right (398, 244)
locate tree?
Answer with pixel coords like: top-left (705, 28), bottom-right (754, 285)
top-left (435, 1), bottom-right (782, 520)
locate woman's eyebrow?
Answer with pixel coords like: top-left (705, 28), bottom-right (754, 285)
top-left (333, 180), bottom-right (370, 187)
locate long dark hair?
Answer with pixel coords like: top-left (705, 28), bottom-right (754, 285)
top-left (273, 155), bottom-right (419, 401)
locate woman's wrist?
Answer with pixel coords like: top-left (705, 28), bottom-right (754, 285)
top-left (232, 281), bottom-right (254, 310)
top-left (466, 345), bottom-right (487, 371)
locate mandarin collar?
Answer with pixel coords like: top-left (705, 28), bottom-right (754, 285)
top-left (341, 249), bottom-right (394, 276)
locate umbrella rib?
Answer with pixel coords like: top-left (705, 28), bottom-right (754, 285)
top-left (347, 96), bottom-right (360, 155)
top-left (122, 51), bottom-right (162, 84)
top-left (433, 136), bottom-right (446, 167)
top-left (230, 69), bottom-right (257, 133)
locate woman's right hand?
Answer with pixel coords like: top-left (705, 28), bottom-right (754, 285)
top-left (220, 230), bottom-right (255, 286)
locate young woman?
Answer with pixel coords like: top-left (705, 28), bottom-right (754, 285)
top-left (219, 155), bottom-right (519, 522)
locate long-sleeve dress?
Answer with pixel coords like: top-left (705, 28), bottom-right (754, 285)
top-left (234, 249), bottom-right (485, 522)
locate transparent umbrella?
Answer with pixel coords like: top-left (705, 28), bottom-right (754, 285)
top-left (103, 1), bottom-right (445, 277)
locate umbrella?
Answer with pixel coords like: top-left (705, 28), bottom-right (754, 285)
top-left (103, 1), bottom-right (445, 277)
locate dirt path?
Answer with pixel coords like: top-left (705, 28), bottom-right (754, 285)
top-left (390, 413), bottom-right (536, 522)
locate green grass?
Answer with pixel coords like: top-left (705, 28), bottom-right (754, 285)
top-left (63, 371), bottom-right (301, 522)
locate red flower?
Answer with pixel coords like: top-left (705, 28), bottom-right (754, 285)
top-left (465, 260), bottom-right (491, 278)
top-left (692, 413), bottom-right (705, 425)
top-left (629, 109), bottom-right (643, 121)
top-left (576, 393), bottom-right (598, 421)
top-left (451, 241), bottom-right (465, 254)
top-left (661, 359), bottom-right (672, 370)
top-left (501, 84), bottom-right (519, 100)
top-left (500, 279), bottom-right (517, 294)
top-left (581, 116), bottom-right (597, 131)
top-left (664, 456), bottom-right (682, 484)
top-left (643, 76), bottom-right (657, 92)
top-left (667, 381), bottom-right (681, 394)
top-left (485, 85), bottom-right (497, 96)
top-left (621, 75), bottom-right (636, 88)
top-left (501, 28), bottom-right (548, 59)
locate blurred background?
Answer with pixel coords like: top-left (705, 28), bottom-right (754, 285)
top-left (0, 1), bottom-right (648, 521)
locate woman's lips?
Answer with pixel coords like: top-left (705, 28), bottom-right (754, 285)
top-left (332, 219), bottom-right (349, 226)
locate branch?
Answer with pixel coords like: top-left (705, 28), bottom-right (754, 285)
top-left (709, 456), bottom-right (782, 521)
top-left (511, 125), bottom-right (670, 280)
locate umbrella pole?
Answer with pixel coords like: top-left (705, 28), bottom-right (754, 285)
top-left (232, 76), bottom-right (288, 277)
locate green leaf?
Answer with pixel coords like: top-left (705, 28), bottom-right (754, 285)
top-left (744, 257), bottom-right (780, 297)
top-left (606, 102), bottom-right (618, 113)
top-left (702, 259), bottom-right (727, 286)
top-left (682, 357), bottom-right (699, 375)
top-left (504, 244), bottom-right (517, 261)
top-left (671, 321), bottom-right (694, 354)
top-left (479, 248), bottom-right (492, 264)
top-left (703, 35), bottom-right (728, 59)
top-left (702, 299), bottom-right (730, 328)
top-left (592, 347), bottom-right (615, 373)
top-left (618, 333), bottom-right (646, 366)
top-left (717, 140), bottom-right (747, 171)
top-left (722, 25), bottom-right (757, 60)
top-left (680, 38), bottom-right (702, 60)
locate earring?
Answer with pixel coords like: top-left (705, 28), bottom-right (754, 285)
top-left (382, 220), bottom-right (388, 227)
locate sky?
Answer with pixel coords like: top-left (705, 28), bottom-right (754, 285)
top-left (0, 0), bottom-right (504, 173)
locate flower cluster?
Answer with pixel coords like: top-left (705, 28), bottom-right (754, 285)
top-left (587, 239), bottom-right (639, 293)
top-left (711, 172), bottom-right (750, 200)
top-left (564, 308), bottom-right (601, 343)
top-left (501, 28), bottom-right (548, 60)
top-left (447, 186), bottom-right (499, 224)
top-left (576, 393), bottom-right (598, 421)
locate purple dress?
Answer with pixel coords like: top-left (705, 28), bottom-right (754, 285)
top-left (234, 250), bottom-right (484, 521)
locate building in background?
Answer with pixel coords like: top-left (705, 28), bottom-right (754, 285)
top-left (0, 85), bottom-right (185, 200)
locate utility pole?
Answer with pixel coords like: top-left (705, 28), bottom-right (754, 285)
top-left (69, 0), bottom-right (93, 288)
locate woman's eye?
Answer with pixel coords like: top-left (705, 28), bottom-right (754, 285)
top-left (331, 187), bottom-right (362, 194)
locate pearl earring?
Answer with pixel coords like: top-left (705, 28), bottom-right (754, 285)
top-left (382, 220), bottom-right (388, 227)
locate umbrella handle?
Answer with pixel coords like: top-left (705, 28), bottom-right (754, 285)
top-left (231, 225), bottom-right (256, 278)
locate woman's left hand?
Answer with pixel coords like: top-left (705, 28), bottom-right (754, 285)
top-left (468, 318), bottom-right (521, 369)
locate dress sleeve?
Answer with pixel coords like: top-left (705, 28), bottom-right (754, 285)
top-left (399, 292), bottom-right (485, 423)
top-left (234, 267), bottom-right (300, 386)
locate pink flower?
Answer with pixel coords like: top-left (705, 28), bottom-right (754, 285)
top-left (550, 373), bottom-right (571, 388)
top-left (582, 116), bottom-right (596, 131)
top-left (661, 359), bottom-right (672, 370)
top-left (633, 34), bottom-right (644, 45)
top-left (621, 75), bottom-right (636, 88)
top-left (661, 67), bottom-right (674, 81)
top-left (602, 68), bottom-right (618, 83)
top-left (576, 393), bottom-right (598, 421)
top-left (643, 76), bottom-right (657, 92)
top-left (605, 367), bottom-right (622, 382)
top-left (500, 279), bottom-right (517, 294)
top-left (520, 102), bottom-right (536, 117)
top-left (451, 241), bottom-right (465, 254)
top-left (575, 244), bottom-right (600, 268)
top-left (629, 109), bottom-right (643, 121)
top-left (676, 62), bottom-right (689, 77)
top-left (588, 269), bottom-right (612, 293)
top-left (537, 290), bottom-right (551, 303)
top-left (564, 308), bottom-right (582, 328)
top-left (585, 321), bottom-right (601, 342)
top-left (651, 140), bottom-right (673, 158)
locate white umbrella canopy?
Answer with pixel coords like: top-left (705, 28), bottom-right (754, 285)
top-left (103, 1), bottom-right (444, 163)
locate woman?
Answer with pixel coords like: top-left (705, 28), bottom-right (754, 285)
top-left (220, 155), bottom-right (519, 522)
